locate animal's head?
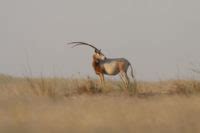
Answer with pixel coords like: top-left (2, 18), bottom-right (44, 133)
top-left (68, 42), bottom-right (107, 61)
top-left (94, 49), bottom-right (107, 60)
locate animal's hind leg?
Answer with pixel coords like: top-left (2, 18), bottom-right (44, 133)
top-left (124, 73), bottom-right (130, 88)
top-left (120, 72), bottom-right (129, 90)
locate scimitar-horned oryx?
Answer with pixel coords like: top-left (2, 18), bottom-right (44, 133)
top-left (68, 42), bottom-right (136, 89)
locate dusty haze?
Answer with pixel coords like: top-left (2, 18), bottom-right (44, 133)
top-left (0, 0), bottom-right (200, 80)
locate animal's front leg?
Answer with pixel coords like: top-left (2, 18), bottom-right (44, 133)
top-left (99, 74), bottom-right (105, 85)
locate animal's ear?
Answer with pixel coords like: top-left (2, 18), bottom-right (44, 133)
top-left (95, 49), bottom-right (98, 53)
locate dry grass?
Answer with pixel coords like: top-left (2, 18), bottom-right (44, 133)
top-left (0, 74), bottom-right (200, 133)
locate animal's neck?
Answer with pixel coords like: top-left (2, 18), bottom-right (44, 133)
top-left (92, 56), bottom-right (104, 75)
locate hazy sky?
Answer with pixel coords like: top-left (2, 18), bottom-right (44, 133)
top-left (0, 0), bottom-right (200, 80)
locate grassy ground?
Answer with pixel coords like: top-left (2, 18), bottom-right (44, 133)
top-left (0, 74), bottom-right (200, 133)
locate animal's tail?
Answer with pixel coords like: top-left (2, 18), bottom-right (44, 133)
top-left (128, 62), bottom-right (135, 79)
top-left (128, 62), bottom-right (137, 94)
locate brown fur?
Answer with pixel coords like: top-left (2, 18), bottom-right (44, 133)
top-left (118, 62), bottom-right (127, 73)
top-left (92, 55), bottom-right (105, 75)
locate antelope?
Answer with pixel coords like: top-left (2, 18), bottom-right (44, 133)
top-left (68, 42), bottom-right (136, 89)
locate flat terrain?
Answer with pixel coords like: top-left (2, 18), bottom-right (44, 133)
top-left (0, 75), bottom-right (200, 133)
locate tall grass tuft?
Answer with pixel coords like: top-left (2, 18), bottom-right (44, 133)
top-left (173, 80), bottom-right (200, 95)
top-left (76, 77), bottom-right (102, 94)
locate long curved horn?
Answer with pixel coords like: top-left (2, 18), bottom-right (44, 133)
top-left (68, 42), bottom-right (99, 51)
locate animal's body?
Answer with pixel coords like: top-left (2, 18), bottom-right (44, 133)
top-left (92, 56), bottom-right (134, 88)
top-left (99, 58), bottom-right (131, 75)
top-left (68, 42), bottom-right (136, 89)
